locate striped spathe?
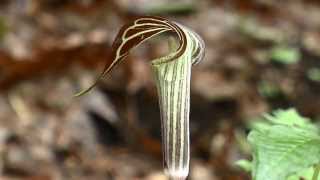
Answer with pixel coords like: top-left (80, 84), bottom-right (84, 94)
top-left (74, 16), bottom-right (205, 180)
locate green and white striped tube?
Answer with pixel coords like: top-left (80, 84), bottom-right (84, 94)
top-left (151, 29), bottom-right (203, 179)
top-left (152, 50), bottom-right (191, 179)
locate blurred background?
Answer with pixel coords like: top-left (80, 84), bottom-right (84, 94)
top-left (0, 0), bottom-right (320, 179)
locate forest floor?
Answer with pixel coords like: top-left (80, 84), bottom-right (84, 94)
top-left (0, 0), bottom-right (320, 179)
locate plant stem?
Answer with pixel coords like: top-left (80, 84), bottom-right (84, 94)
top-left (313, 164), bottom-right (320, 180)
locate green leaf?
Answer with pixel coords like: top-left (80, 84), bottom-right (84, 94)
top-left (248, 109), bottom-right (320, 180)
top-left (263, 109), bottom-right (318, 133)
top-left (258, 81), bottom-right (281, 98)
top-left (270, 46), bottom-right (300, 65)
top-left (236, 159), bottom-right (253, 172)
top-left (287, 165), bottom-right (320, 180)
top-left (307, 68), bottom-right (320, 82)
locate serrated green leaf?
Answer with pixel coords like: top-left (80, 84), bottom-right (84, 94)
top-left (248, 109), bottom-right (320, 180)
top-left (263, 109), bottom-right (318, 133)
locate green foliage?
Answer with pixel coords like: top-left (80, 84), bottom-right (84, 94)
top-left (258, 81), bottom-right (281, 98)
top-left (270, 46), bottom-right (300, 65)
top-left (307, 68), bottom-right (320, 82)
top-left (237, 109), bottom-right (320, 180)
top-left (235, 159), bottom-right (252, 172)
top-left (287, 165), bottom-right (320, 180)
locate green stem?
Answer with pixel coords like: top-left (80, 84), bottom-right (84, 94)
top-left (312, 164), bottom-right (320, 180)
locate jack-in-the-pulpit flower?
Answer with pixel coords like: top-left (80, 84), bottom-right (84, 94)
top-left (75, 16), bottom-right (205, 180)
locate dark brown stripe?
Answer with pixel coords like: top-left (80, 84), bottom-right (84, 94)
top-left (120, 29), bottom-right (167, 55)
top-left (125, 25), bottom-right (169, 38)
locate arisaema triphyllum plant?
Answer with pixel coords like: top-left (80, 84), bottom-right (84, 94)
top-left (75, 16), bottom-right (205, 180)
